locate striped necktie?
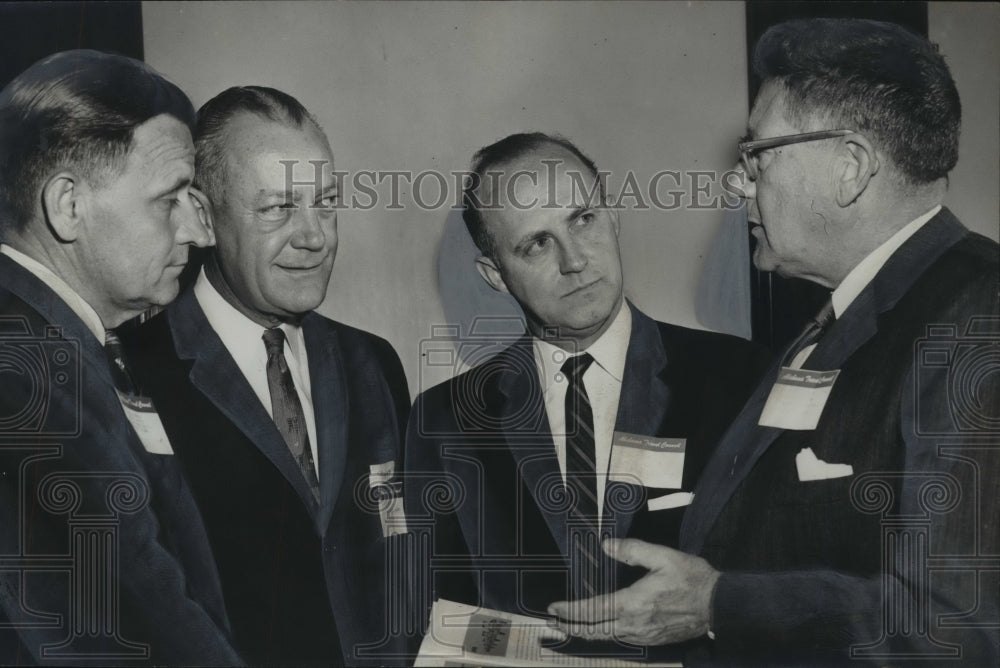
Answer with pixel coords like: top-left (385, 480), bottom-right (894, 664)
top-left (262, 327), bottom-right (320, 503)
top-left (562, 353), bottom-right (607, 599)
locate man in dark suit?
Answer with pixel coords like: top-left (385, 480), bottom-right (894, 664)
top-left (404, 132), bottom-right (769, 660)
top-left (0, 51), bottom-right (241, 664)
top-left (550, 18), bottom-right (1000, 666)
top-left (123, 86), bottom-right (410, 667)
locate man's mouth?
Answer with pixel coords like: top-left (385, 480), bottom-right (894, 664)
top-left (564, 279), bottom-right (600, 297)
top-left (278, 256), bottom-right (329, 273)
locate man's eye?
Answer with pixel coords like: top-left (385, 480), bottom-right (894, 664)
top-left (317, 194), bottom-right (339, 208)
top-left (524, 237), bottom-right (550, 256)
top-left (259, 203), bottom-right (295, 220)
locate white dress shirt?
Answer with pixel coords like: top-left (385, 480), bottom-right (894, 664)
top-left (1, 244), bottom-right (105, 342)
top-left (193, 267), bottom-right (320, 473)
top-left (533, 302), bottom-right (631, 519)
top-left (791, 205), bottom-right (941, 369)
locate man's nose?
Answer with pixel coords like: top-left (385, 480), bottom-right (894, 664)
top-left (723, 163), bottom-right (754, 200)
top-left (175, 190), bottom-right (213, 248)
top-left (559, 238), bottom-right (588, 273)
top-left (290, 205), bottom-right (330, 251)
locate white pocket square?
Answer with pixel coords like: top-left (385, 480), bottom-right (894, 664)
top-left (647, 491), bottom-right (694, 511)
top-left (795, 447), bottom-right (853, 482)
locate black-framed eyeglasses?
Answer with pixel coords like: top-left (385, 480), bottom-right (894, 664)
top-left (738, 129), bottom-right (854, 181)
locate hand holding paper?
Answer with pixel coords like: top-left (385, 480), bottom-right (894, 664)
top-left (547, 538), bottom-right (719, 646)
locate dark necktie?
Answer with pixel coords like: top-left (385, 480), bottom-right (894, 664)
top-left (262, 328), bottom-right (320, 502)
top-left (104, 329), bottom-right (137, 394)
top-left (562, 353), bottom-right (605, 599)
top-left (781, 299), bottom-right (835, 367)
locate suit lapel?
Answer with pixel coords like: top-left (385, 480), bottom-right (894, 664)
top-left (604, 303), bottom-right (671, 541)
top-left (681, 209), bottom-right (970, 553)
top-left (302, 313), bottom-right (350, 534)
top-left (495, 336), bottom-right (571, 559)
top-left (167, 289), bottom-right (321, 518)
top-left (0, 254), bottom-right (114, 390)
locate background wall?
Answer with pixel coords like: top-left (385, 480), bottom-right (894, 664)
top-left (930, 2), bottom-right (1000, 235)
top-left (143, 1), bottom-right (999, 397)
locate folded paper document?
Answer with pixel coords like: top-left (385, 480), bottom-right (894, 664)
top-left (415, 599), bottom-right (679, 667)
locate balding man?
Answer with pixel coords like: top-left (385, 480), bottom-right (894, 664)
top-left (124, 86), bottom-right (410, 666)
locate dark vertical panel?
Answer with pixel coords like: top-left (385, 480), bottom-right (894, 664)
top-left (744, 1), bottom-right (928, 351)
top-left (0, 1), bottom-right (144, 89)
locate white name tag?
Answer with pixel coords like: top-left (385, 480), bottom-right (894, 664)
top-left (369, 460), bottom-right (407, 537)
top-left (758, 367), bottom-right (840, 431)
top-left (115, 390), bottom-right (173, 455)
top-left (608, 432), bottom-right (686, 489)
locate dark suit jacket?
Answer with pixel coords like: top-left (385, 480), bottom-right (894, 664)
top-left (681, 208), bottom-right (1000, 665)
top-left (0, 255), bottom-right (241, 665)
top-left (123, 285), bottom-right (411, 667)
top-left (404, 303), bottom-right (769, 635)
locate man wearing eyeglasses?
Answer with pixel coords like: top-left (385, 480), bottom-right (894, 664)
top-left (549, 17), bottom-right (999, 665)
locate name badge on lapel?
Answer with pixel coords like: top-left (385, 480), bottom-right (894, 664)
top-left (758, 367), bottom-right (840, 431)
top-left (115, 390), bottom-right (174, 455)
top-left (608, 432), bottom-right (685, 489)
top-left (369, 460), bottom-right (407, 537)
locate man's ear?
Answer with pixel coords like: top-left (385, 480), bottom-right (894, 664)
top-left (189, 186), bottom-right (216, 246)
top-left (475, 255), bottom-right (509, 294)
top-left (836, 134), bottom-right (880, 207)
top-left (41, 172), bottom-right (83, 242)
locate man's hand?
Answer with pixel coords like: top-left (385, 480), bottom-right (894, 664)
top-left (546, 538), bottom-right (720, 646)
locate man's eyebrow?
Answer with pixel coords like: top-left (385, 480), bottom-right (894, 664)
top-left (153, 176), bottom-right (191, 199)
top-left (256, 189), bottom-right (302, 201)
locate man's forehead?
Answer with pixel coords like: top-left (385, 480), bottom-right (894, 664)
top-left (748, 80), bottom-right (789, 134)
top-left (482, 146), bottom-right (598, 208)
top-left (130, 114), bottom-right (195, 160)
top-left (124, 114), bottom-right (195, 185)
top-left (224, 115), bottom-right (334, 181)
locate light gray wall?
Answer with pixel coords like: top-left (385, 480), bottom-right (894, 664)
top-left (143, 1), bottom-right (999, 398)
top-left (930, 2), bottom-right (1000, 237)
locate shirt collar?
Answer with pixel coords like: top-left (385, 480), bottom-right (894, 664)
top-left (831, 205), bottom-right (941, 319)
top-left (533, 301), bottom-right (632, 391)
top-left (193, 266), bottom-right (306, 361)
top-left (1, 244), bottom-right (105, 342)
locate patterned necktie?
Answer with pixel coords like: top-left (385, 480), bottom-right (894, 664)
top-left (781, 299), bottom-right (835, 367)
top-left (262, 328), bottom-right (320, 502)
top-left (562, 353), bottom-right (606, 599)
top-left (104, 329), bottom-right (137, 394)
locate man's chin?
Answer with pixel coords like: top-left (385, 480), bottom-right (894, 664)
top-left (751, 247), bottom-right (778, 274)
